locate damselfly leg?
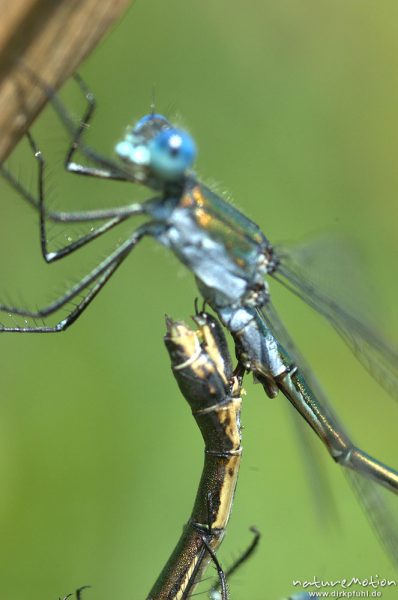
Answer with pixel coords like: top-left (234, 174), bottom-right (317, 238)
top-left (209, 527), bottom-right (261, 600)
top-left (63, 74), bottom-right (132, 182)
top-left (24, 132), bottom-right (144, 262)
top-left (60, 585), bottom-right (91, 600)
top-left (0, 222), bottom-right (159, 332)
top-left (1, 119), bottom-right (167, 332)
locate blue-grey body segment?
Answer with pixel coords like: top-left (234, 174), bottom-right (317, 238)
top-left (150, 178), bottom-right (270, 309)
top-left (146, 178), bottom-right (285, 389)
top-left (217, 306), bottom-right (286, 396)
top-left (159, 205), bottom-right (251, 306)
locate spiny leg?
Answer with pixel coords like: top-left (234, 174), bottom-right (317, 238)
top-left (189, 493), bottom-right (229, 600)
top-left (1, 157), bottom-right (160, 221)
top-left (24, 131), bottom-right (160, 262)
top-left (1, 258), bottom-right (121, 333)
top-left (219, 527), bottom-right (260, 586)
top-left (0, 223), bottom-right (160, 332)
top-left (75, 586), bottom-right (91, 600)
top-left (20, 64), bottom-right (129, 181)
top-left (63, 74), bottom-right (130, 181)
top-left (59, 586), bottom-right (91, 600)
top-left (209, 527), bottom-right (260, 600)
top-left (203, 493), bottom-right (227, 599)
top-left (29, 131), bottom-right (125, 262)
top-left (201, 537), bottom-right (228, 600)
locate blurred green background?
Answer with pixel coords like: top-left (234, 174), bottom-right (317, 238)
top-left (1, 1), bottom-right (398, 599)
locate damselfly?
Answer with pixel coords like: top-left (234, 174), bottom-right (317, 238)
top-left (1, 76), bottom-right (397, 572)
top-left (152, 309), bottom-right (244, 599)
top-left (156, 309), bottom-right (312, 600)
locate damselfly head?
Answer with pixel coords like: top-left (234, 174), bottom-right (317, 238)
top-left (115, 113), bottom-right (196, 187)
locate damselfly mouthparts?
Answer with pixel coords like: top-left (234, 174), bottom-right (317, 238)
top-left (1, 76), bottom-right (397, 571)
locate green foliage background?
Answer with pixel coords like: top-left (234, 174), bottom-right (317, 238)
top-left (1, 2), bottom-right (398, 599)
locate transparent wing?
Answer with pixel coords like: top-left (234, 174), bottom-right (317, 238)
top-left (258, 296), bottom-right (339, 524)
top-left (349, 470), bottom-right (398, 568)
top-left (260, 301), bottom-right (398, 567)
top-left (284, 399), bottom-right (339, 526)
top-left (271, 236), bottom-right (398, 402)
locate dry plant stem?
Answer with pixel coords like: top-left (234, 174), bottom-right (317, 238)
top-left (0, 0), bottom-right (132, 161)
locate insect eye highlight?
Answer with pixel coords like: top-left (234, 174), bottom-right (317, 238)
top-left (133, 113), bottom-right (169, 133)
top-left (150, 128), bottom-right (197, 181)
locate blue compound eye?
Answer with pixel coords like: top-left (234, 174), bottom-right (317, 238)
top-left (133, 113), bottom-right (169, 132)
top-left (150, 129), bottom-right (196, 180)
